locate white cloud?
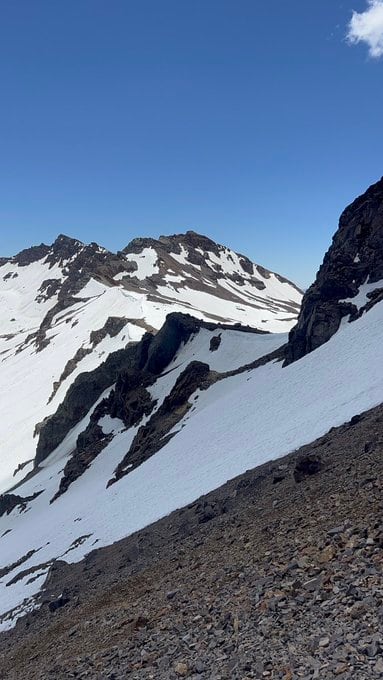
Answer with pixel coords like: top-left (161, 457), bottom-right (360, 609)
top-left (347, 0), bottom-right (383, 58)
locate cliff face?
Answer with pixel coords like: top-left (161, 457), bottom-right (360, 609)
top-left (285, 177), bottom-right (383, 364)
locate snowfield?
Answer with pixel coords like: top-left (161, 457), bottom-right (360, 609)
top-left (0, 297), bottom-right (383, 630)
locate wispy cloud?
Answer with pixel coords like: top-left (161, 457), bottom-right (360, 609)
top-left (347, 0), bottom-right (383, 58)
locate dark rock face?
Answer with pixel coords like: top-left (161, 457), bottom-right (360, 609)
top-left (144, 313), bottom-right (202, 375)
top-left (110, 360), bottom-right (212, 484)
top-left (36, 313), bottom-right (217, 493)
top-left (35, 338), bottom-right (152, 467)
top-left (44, 313), bottom-right (254, 496)
top-left (13, 244), bottom-right (50, 267)
top-left (286, 177), bottom-right (383, 364)
top-left (0, 491), bottom-right (42, 517)
top-left (0, 494), bottom-right (26, 517)
top-left (50, 428), bottom-right (113, 503)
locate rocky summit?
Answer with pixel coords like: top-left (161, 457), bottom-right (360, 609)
top-left (0, 179), bottom-right (383, 679)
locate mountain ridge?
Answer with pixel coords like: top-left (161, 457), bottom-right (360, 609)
top-left (0, 177), bottom-right (383, 653)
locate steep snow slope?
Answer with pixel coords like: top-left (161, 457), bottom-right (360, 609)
top-left (0, 291), bottom-right (382, 631)
top-left (0, 233), bottom-right (302, 490)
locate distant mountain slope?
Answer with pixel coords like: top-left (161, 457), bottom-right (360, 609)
top-left (0, 231), bottom-right (301, 491)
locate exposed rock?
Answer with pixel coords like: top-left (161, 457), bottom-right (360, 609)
top-left (0, 494), bottom-right (26, 518)
top-left (48, 594), bottom-right (71, 613)
top-left (35, 338), bottom-right (152, 466)
top-left (110, 360), bottom-right (212, 484)
top-left (209, 334), bottom-right (221, 352)
top-left (293, 456), bottom-right (321, 483)
top-left (50, 429), bottom-right (113, 503)
top-left (286, 176), bottom-right (383, 363)
top-left (0, 491), bottom-right (42, 518)
top-left (39, 313), bottom-right (245, 496)
top-left (13, 243), bottom-right (50, 267)
top-left (35, 279), bottom-right (62, 303)
top-left (12, 459), bottom-right (33, 478)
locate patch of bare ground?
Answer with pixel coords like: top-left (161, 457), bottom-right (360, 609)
top-left (1, 404), bottom-right (383, 679)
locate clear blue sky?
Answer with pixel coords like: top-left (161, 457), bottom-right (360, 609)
top-left (0, 0), bottom-right (382, 287)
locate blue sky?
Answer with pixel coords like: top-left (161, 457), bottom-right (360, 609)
top-left (0, 1), bottom-right (382, 287)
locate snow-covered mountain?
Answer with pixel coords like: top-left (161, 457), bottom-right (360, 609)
top-left (1, 178), bottom-right (383, 633)
top-left (0, 231), bottom-right (301, 492)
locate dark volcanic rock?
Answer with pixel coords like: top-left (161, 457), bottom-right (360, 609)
top-left (285, 176), bottom-right (383, 364)
top-left (35, 312), bottom-right (274, 493)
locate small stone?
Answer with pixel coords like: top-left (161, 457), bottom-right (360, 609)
top-left (328, 525), bottom-right (345, 536)
top-left (319, 545), bottom-right (335, 563)
top-left (195, 658), bottom-right (206, 673)
top-left (166, 590), bottom-right (179, 600)
top-left (304, 577), bottom-right (322, 592)
top-left (334, 663), bottom-right (348, 675)
top-left (141, 648), bottom-right (150, 662)
top-left (319, 637), bottom-right (330, 648)
top-left (175, 661), bottom-right (188, 677)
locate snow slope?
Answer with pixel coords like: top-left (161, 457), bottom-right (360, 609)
top-left (1, 295), bottom-right (382, 631)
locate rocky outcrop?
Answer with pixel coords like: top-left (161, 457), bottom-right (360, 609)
top-left (0, 494), bottom-right (26, 517)
top-left (35, 337), bottom-right (153, 466)
top-left (109, 361), bottom-right (212, 484)
top-left (286, 176), bottom-right (383, 364)
top-left (37, 314), bottom-right (226, 492)
top-left (0, 491), bottom-right (42, 518)
top-left (13, 244), bottom-right (50, 267)
top-left (50, 429), bottom-right (113, 503)
top-left (42, 313), bottom-right (265, 498)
